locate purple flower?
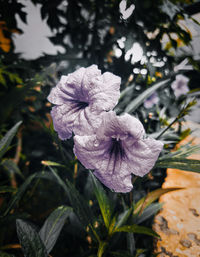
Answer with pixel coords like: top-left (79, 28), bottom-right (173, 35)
top-left (47, 65), bottom-right (121, 140)
top-left (74, 111), bottom-right (163, 193)
top-left (144, 92), bottom-right (159, 109)
top-left (171, 74), bottom-right (189, 98)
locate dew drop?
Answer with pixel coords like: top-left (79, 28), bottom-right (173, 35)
top-left (94, 140), bottom-right (99, 147)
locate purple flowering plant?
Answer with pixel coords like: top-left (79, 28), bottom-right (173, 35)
top-left (48, 65), bottom-right (163, 193)
top-left (45, 65), bottom-right (199, 257)
top-left (171, 74), bottom-right (189, 98)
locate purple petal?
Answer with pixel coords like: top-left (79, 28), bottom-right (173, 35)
top-left (96, 111), bottom-right (145, 141)
top-left (123, 137), bottom-right (164, 177)
top-left (74, 134), bottom-right (133, 193)
top-left (48, 66), bottom-right (121, 139)
top-left (73, 108), bottom-right (103, 136)
top-left (51, 103), bottom-right (82, 140)
top-left (171, 74), bottom-right (189, 98)
top-left (74, 112), bottom-right (163, 193)
top-left (89, 72), bottom-right (121, 112)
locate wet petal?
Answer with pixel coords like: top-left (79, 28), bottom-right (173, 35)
top-left (97, 111), bottom-right (145, 141)
top-left (73, 135), bottom-right (111, 170)
top-left (124, 137), bottom-right (163, 177)
top-left (89, 72), bottom-right (121, 112)
top-left (73, 108), bottom-right (103, 136)
top-left (74, 134), bottom-right (133, 192)
top-left (51, 103), bottom-right (82, 140)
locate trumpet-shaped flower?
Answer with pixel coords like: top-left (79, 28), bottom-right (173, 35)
top-left (74, 111), bottom-right (163, 193)
top-left (171, 74), bottom-right (189, 98)
top-left (144, 92), bottom-right (159, 109)
top-left (48, 65), bottom-right (121, 140)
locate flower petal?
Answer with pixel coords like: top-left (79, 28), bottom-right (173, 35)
top-left (123, 137), bottom-right (163, 177)
top-left (73, 134), bottom-right (133, 192)
top-left (97, 111), bottom-right (145, 141)
top-left (73, 107), bottom-right (103, 136)
top-left (89, 72), bottom-right (121, 112)
top-left (73, 135), bottom-right (110, 170)
top-left (51, 102), bottom-right (83, 140)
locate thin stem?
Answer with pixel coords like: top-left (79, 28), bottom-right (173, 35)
top-left (156, 116), bottom-right (179, 140)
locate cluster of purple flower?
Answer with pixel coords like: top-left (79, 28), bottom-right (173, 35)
top-left (48, 65), bottom-right (163, 193)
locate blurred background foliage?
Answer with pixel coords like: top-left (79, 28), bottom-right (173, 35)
top-left (0, 0), bottom-right (200, 256)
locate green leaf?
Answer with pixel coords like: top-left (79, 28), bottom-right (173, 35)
top-left (159, 144), bottom-right (200, 160)
top-left (115, 224), bottom-right (159, 237)
top-left (0, 186), bottom-right (17, 194)
top-left (97, 241), bottom-right (107, 257)
top-left (0, 121), bottom-right (22, 159)
top-left (90, 171), bottom-right (113, 229)
top-left (49, 167), bottom-right (94, 229)
top-left (41, 160), bottom-right (65, 167)
top-left (1, 159), bottom-right (25, 179)
top-left (156, 158), bottom-right (200, 173)
top-left (124, 78), bottom-right (170, 113)
top-left (2, 173), bottom-right (37, 216)
top-left (16, 219), bottom-right (48, 257)
top-left (133, 188), bottom-right (182, 216)
top-left (110, 250), bottom-right (132, 257)
top-left (134, 203), bottom-right (163, 224)
top-left (39, 206), bottom-right (72, 254)
top-left (0, 251), bottom-right (15, 257)
top-left (2, 171), bottom-right (57, 216)
top-left (114, 208), bottom-right (133, 230)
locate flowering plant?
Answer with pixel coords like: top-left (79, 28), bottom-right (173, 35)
top-left (48, 66), bottom-right (163, 193)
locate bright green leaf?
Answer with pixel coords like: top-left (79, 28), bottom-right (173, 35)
top-left (133, 188), bottom-right (182, 216)
top-left (115, 224), bottom-right (159, 237)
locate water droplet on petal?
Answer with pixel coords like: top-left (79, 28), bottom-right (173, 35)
top-left (94, 139), bottom-right (99, 147)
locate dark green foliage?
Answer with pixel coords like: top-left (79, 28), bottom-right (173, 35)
top-left (0, 0), bottom-right (200, 256)
top-left (16, 219), bottom-right (48, 257)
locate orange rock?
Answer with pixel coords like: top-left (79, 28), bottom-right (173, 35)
top-left (154, 122), bottom-right (200, 256)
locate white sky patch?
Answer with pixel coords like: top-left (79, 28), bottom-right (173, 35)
top-left (13, 0), bottom-right (65, 60)
top-left (117, 37), bottom-right (126, 48)
top-left (125, 42), bottom-right (143, 63)
top-left (114, 46), bottom-right (122, 58)
top-left (119, 0), bottom-right (135, 20)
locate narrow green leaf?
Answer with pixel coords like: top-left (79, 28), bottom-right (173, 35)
top-left (156, 158), bottom-right (200, 172)
top-left (1, 159), bottom-right (25, 179)
top-left (97, 241), bottom-right (108, 257)
top-left (110, 250), bottom-right (133, 257)
top-left (0, 121), bottom-right (22, 159)
top-left (0, 186), bottom-right (17, 194)
top-left (2, 173), bottom-right (38, 216)
top-left (114, 208), bottom-right (133, 230)
top-left (39, 206), bottom-right (72, 254)
top-left (0, 251), bottom-right (15, 257)
top-left (115, 224), bottom-right (159, 238)
top-left (41, 160), bottom-right (64, 167)
top-left (125, 78), bottom-right (170, 113)
top-left (2, 172), bottom-right (51, 217)
top-left (16, 219), bottom-right (48, 257)
top-left (49, 166), bottom-right (94, 229)
top-left (134, 203), bottom-right (163, 224)
top-left (90, 171), bottom-right (113, 229)
top-left (133, 188), bottom-right (182, 216)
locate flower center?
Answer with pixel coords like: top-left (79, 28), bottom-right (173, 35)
top-left (77, 101), bottom-right (89, 110)
top-left (109, 138), bottom-right (125, 159)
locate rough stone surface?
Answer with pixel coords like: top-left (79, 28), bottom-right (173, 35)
top-left (153, 122), bottom-right (200, 257)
